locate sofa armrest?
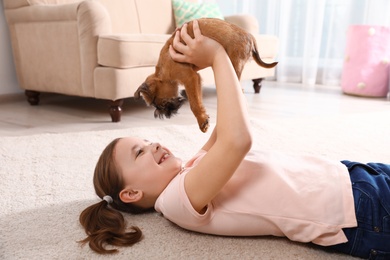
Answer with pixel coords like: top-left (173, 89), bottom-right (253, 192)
top-left (3, 0), bottom-right (82, 9)
top-left (4, 3), bottom-right (79, 23)
top-left (5, 1), bottom-right (110, 32)
top-left (224, 14), bottom-right (259, 35)
top-left (3, 0), bottom-right (29, 9)
top-left (4, 1), bottom-right (111, 96)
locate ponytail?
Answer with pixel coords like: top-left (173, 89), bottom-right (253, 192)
top-left (79, 138), bottom-right (149, 254)
top-left (79, 200), bottom-right (142, 254)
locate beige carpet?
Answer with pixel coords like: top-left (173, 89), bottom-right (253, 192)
top-left (1, 111), bottom-right (389, 259)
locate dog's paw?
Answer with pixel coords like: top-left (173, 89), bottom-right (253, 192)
top-left (199, 115), bottom-right (209, 133)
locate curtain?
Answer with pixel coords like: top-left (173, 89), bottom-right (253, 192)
top-left (216, 0), bottom-right (390, 86)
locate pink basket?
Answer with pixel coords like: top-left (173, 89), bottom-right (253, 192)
top-left (341, 25), bottom-right (390, 97)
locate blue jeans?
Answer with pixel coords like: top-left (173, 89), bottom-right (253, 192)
top-left (329, 161), bottom-right (390, 259)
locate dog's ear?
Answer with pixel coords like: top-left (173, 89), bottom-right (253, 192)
top-left (134, 83), bottom-right (148, 99)
top-left (134, 83), bottom-right (156, 106)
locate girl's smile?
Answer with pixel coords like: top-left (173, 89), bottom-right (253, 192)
top-left (159, 152), bottom-right (170, 164)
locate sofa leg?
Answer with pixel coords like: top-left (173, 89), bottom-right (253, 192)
top-left (25, 90), bottom-right (40, 105)
top-left (252, 78), bottom-right (264, 94)
top-left (109, 99), bottom-right (124, 122)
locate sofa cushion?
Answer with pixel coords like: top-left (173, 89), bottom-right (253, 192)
top-left (172, 0), bottom-right (224, 27)
top-left (97, 34), bottom-right (171, 69)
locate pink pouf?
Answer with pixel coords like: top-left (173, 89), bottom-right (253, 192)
top-left (341, 25), bottom-right (390, 97)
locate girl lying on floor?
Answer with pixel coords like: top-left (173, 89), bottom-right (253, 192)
top-left (79, 20), bottom-right (390, 259)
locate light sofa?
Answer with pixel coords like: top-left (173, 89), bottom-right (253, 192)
top-left (3, 0), bottom-right (278, 122)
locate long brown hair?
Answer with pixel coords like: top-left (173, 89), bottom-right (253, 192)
top-left (79, 138), bottom-right (151, 254)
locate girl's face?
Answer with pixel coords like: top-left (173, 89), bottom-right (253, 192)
top-left (114, 137), bottom-right (182, 206)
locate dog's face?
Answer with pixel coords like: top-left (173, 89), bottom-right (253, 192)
top-left (134, 74), bottom-right (185, 119)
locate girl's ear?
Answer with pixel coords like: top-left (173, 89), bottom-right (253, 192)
top-left (119, 188), bottom-right (144, 203)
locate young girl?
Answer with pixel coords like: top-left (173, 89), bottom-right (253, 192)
top-left (79, 20), bottom-right (390, 258)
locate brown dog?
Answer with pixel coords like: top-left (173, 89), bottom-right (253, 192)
top-left (134, 18), bottom-right (277, 132)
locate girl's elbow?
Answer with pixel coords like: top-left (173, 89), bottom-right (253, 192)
top-left (242, 132), bottom-right (252, 152)
top-left (233, 131), bottom-right (252, 154)
top-left (219, 126), bottom-right (252, 153)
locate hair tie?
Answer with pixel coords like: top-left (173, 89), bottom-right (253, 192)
top-left (102, 195), bottom-right (113, 204)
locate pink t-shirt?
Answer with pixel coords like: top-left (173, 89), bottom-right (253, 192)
top-left (155, 150), bottom-right (357, 246)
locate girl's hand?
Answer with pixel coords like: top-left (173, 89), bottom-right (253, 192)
top-left (169, 20), bottom-right (224, 70)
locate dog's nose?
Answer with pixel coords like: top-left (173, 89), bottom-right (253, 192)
top-left (154, 109), bottom-right (163, 119)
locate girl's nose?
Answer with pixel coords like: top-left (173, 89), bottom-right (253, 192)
top-left (151, 142), bottom-right (160, 152)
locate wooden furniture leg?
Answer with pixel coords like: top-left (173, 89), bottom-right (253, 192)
top-left (25, 90), bottom-right (40, 105)
top-left (252, 78), bottom-right (264, 94)
top-left (109, 99), bottom-right (124, 122)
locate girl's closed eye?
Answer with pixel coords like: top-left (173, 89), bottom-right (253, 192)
top-left (135, 141), bottom-right (152, 158)
top-left (136, 149), bottom-right (143, 158)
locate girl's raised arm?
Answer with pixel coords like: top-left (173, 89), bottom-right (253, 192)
top-left (170, 20), bottom-right (252, 213)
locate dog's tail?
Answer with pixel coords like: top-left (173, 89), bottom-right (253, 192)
top-left (251, 35), bottom-right (278, 69)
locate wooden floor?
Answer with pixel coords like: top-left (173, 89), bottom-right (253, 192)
top-left (0, 80), bottom-right (388, 136)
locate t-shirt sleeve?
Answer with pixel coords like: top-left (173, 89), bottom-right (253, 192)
top-left (155, 171), bottom-right (213, 229)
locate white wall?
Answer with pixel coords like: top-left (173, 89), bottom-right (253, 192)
top-left (0, 1), bottom-right (22, 96)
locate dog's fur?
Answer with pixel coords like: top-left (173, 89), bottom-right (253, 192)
top-left (134, 18), bottom-right (277, 132)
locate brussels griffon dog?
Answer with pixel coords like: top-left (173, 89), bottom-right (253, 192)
top-left (134, 18), bottom-right (277, 133)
